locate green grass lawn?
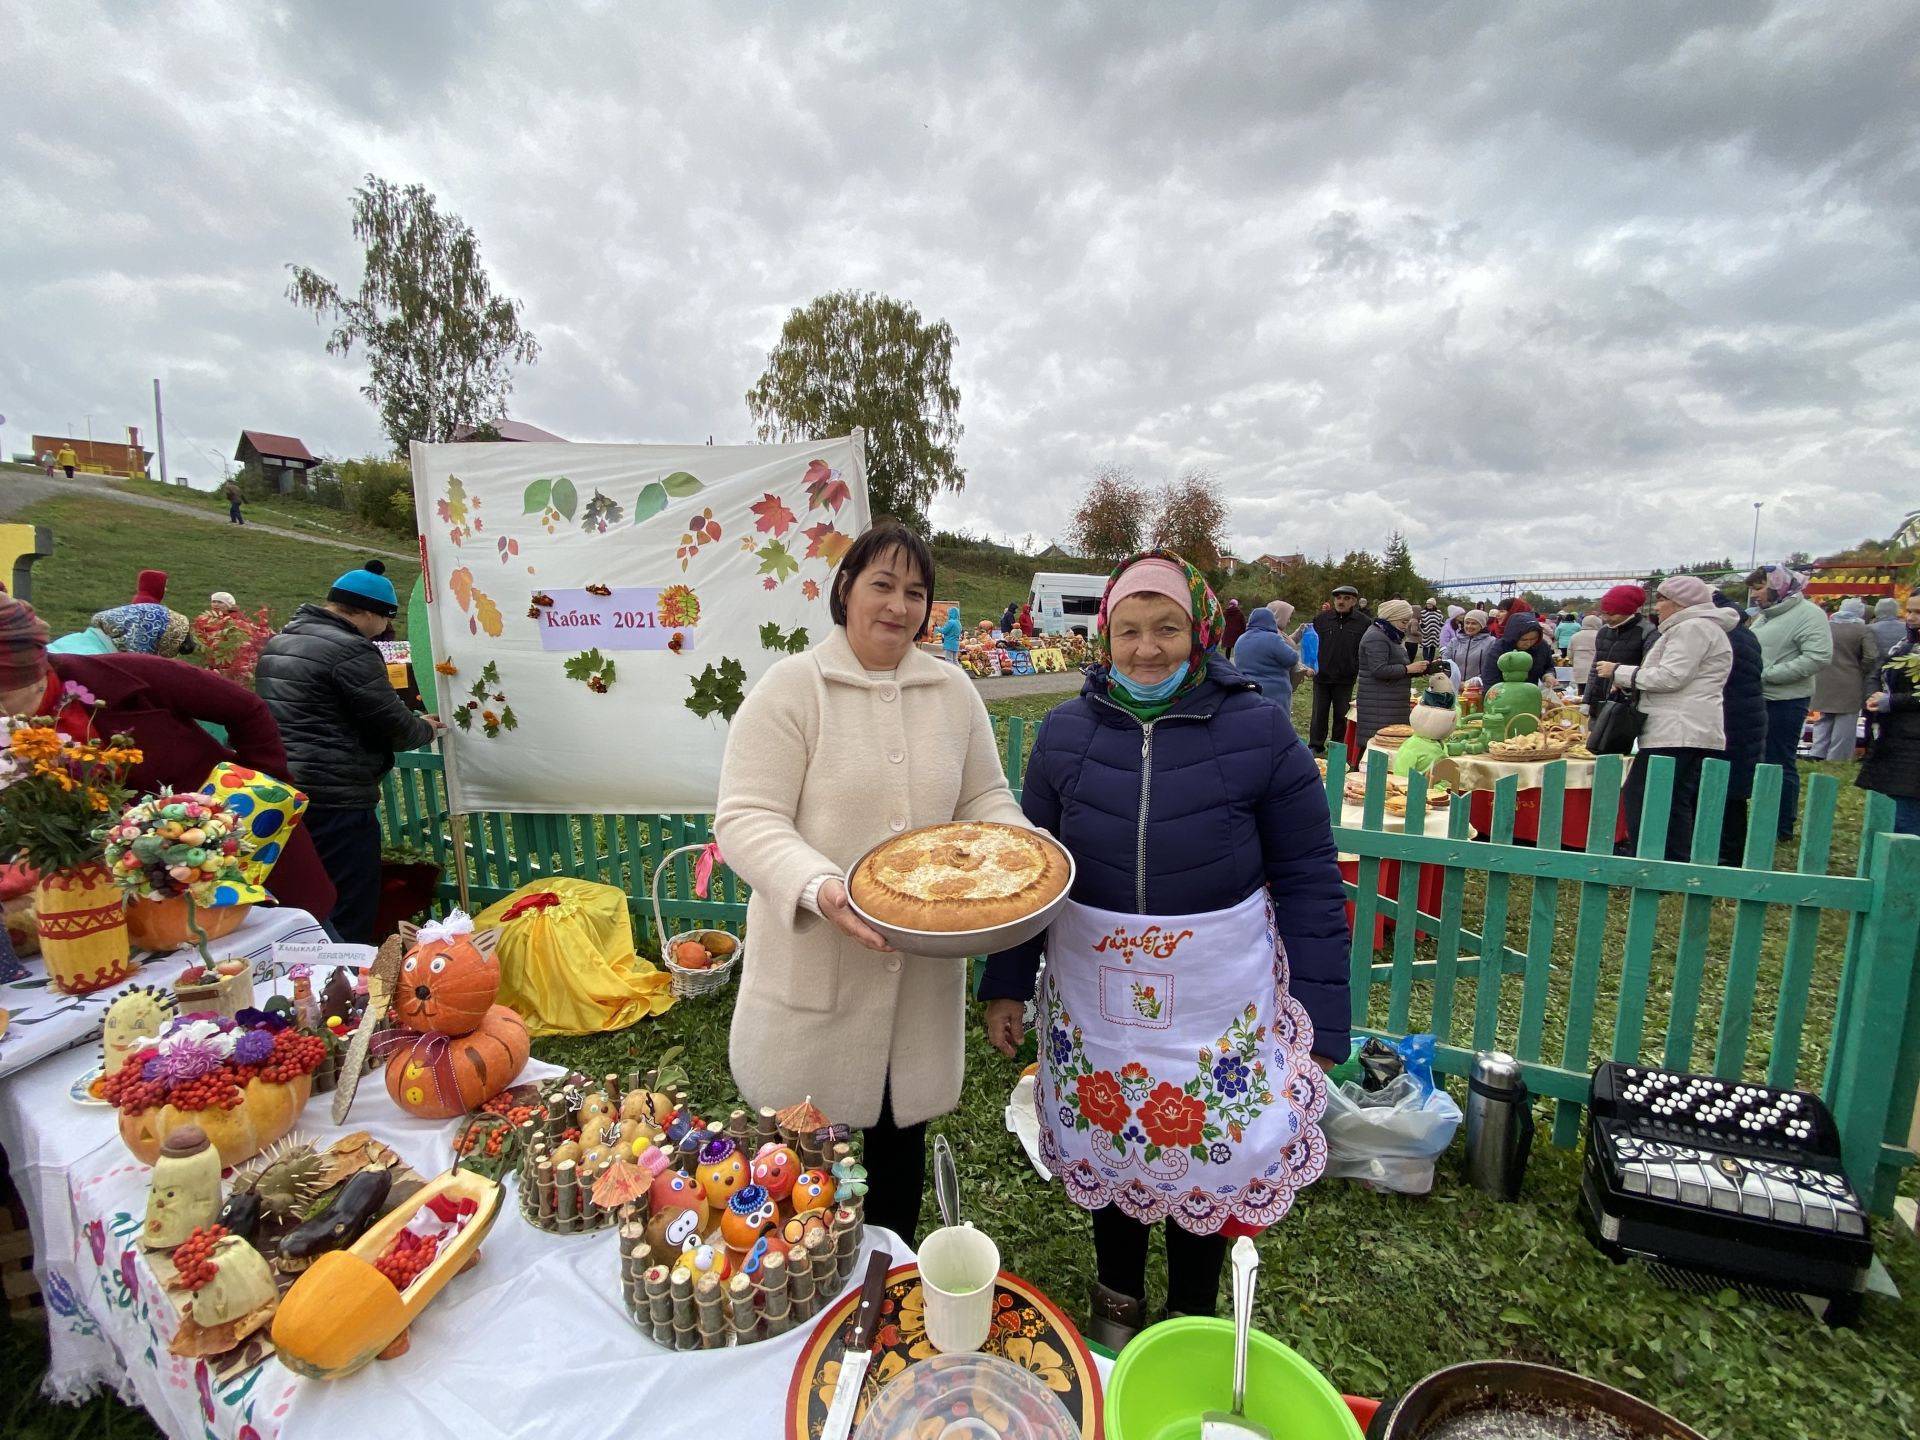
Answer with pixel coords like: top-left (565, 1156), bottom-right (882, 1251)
top-left (6, 649), bottom-right (1919, 1438)
top-left (105, 478), bottom-right (414, 555)
top-left (14, 495), bottom-right (420, 641)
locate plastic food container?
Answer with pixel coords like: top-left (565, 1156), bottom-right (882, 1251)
top-left (1105, 1317), bottom-right (1362, 1440)
top-left (854, 1352), bottom-right (1079, 1440)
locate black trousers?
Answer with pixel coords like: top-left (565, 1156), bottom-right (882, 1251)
top-left (230, 502), bottom-right (244, 524)
top-left (304, 806), bottom-right (383, 944)
top-left (1091, 1205), bottom-right (1229, 1315)
top-left (1620, 747), bottom-right (1710, 863)
top-left (860, 1082), bottom-right (929, 1246)
top-left (1308, 679), bottom-right (1353, 753)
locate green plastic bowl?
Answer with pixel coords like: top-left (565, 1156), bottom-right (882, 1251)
top-left (1106, 1317), bottom-right (1362, 1440)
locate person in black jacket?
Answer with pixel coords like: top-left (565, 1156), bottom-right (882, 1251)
top-left (1308, 584), bottom-right (1371, 754)
top-left (256, 563), bottom-right (440, 942)
top-left (1714, 589), bottom-right (1768, 864)
top-left (1478, 614), bottom-right (1557, 692)
top-left (1860, 593), bottom-right (1920, 836)
top-left (1583, 584), bottom-right (1656, 713)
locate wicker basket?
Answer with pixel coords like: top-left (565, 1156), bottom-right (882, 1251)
top-left (651, 843), bottom-right (741, 999)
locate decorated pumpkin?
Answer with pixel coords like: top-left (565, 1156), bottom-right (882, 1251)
top-left (392, 911), bottom-right (502, 1038)
top-left (118, 1075), bottom-right (312, 1168)
top-left (751, 1142), bottom-right (799, 1203)
top-left (694, 1137), bottom-right (747, 1208)
top-left (382, 1005), bottom-right (529, 1120)
top-left (719, 1184), bottom-right (778, 1253)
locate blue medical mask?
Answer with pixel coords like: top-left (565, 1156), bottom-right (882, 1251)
top-left (1111, 665), bottom-right (1186, 703)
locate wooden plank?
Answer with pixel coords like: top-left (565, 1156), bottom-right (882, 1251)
top-left (1826, 831), bottom-right (1920, 1206)
top-left (1345, 749), bottom-right (1388, 1032)
top-left (1515, 762), bottom-right (1565, 1065)
top-left (1471, 777), bottom-right (1520, 1053)
top-left (1004, 717), bottom-right (1026, 796)
top-left (1713, 764), bottom-right (1787, 1077)
top-left (1609, 754), bottom-right (1665, 1060)
top-left (398, 768), bottom-right (427, 852)
top-left (1821, 787), bottom-right (1893, 1100)
top-left (377, 775), bottom-right (402, 847)
top-left (1426, 800), bottom-right (1473, 1047)
top-left (1661, 755), bottom-right (1726, 1070)
top-left (1386, 768), bottom-right (1428, 1034)
top-left (580, 814), bottom-right (607, 885)
top-left (1553, 755), bottom-right (1625, 1144)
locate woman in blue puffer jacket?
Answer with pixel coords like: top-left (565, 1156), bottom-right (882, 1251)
top-left (980, 550), bottom-right (1348, 1350)
top-left (1230, 600), bottom-right (1300, 729)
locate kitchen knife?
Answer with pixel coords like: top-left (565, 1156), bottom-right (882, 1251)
top-left (819, 1250), bottom-right (894, 1440)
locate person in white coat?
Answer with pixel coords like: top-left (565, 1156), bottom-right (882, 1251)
top-left (1597, 574), bottom-right (1733, 862)
top-left (716, 522), bottom-right (1030, 1245)
top-left (1568, 614), bottom-right (1601, 690)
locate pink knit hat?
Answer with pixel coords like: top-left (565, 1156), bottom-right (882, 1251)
top-left (1656, 574), bottom-right (1712, 607)
top-left (1103, 557), bottom-right (1192, 618)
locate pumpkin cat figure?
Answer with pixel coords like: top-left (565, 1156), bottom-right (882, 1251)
top-left (382, 911), bottom-right (529, 1120)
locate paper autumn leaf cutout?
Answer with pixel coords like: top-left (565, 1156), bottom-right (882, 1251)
top-left (444, 476), bottom-right (469, 528)
top-left (750, 492), bottom-right (797, 536)
top-left (658, 585), bottom-right (700, 628)
top-left (803, 460), bottom-right (850, 513)
top-left (449, 567), bottom-right (476, 611)
top-left (756, 539), bottom-right (800, 583)
top-left (497, 536), bottom-right (519, 563)
top-left (802, 522), bottom-right (852, 565)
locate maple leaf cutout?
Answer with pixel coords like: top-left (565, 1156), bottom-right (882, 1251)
top-left (750, 492), bottom-right (796, 536)
top-left (802, 522), bottom-right (852, 565)
top-left (756, 539), bottom-right (800, 582)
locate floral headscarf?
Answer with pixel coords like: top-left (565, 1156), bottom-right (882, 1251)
top-left (1095, 548), bottom-right (1224, 703)
top-left (1752, 564), bottom-right (1807, 606)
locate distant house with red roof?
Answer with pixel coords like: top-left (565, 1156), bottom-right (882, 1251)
top-left (451, 420), bottom-right (567, 443)
top-left (234, 430), bottom-right (321, 494)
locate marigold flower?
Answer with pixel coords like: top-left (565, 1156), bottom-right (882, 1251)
top-left (10, 727), bottom-right (63, 764)
top-left (434, 661), bottom-right (459, 676)
top-left (481, 710), bottom-right (499, 726)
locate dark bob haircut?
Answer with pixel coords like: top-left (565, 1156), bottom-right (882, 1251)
top-left (830, 521), bottom-right (937, 637)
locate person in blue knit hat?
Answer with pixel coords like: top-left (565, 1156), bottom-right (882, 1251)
top-left (255, 560), bottom-right (441, 942)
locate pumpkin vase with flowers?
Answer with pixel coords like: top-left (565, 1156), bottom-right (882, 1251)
top-left (0, 692), bottom-right (144, 993)
top-left (102, 792), bottom-right (256, 968)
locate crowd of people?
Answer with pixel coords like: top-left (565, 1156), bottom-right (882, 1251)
top-left (2, 559), bottom-right (438, 946)
top-left (1222, 571), bottom-right (1919, 843)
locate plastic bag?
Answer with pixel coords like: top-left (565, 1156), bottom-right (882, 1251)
top-left (1320, 1076), bottom-right (1463, 1195)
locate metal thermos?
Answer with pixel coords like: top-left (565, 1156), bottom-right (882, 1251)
top-left (1464, 1051), bottom-right (1535, 1200)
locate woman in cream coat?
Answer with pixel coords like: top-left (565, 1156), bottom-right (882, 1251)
top-left (716, 522), bottom-right (1028, 1243)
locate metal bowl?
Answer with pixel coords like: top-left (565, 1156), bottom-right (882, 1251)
top-left (844, 834), bottom-right (1076, 959)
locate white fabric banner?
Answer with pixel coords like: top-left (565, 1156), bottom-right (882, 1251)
top-left (410, 436), bottom-right (869, 815)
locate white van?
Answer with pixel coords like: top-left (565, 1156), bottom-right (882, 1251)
top-left (1029, 572), bottom-right (1107, 636)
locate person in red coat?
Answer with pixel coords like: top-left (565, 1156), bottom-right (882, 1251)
top-left (0, 597), bottom-right (336, 923)
top-left (1017, 603), bottom-right (1035, 636)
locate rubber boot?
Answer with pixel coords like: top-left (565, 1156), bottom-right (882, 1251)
top-left (1087, 1280), bottom-right (1147, 1352)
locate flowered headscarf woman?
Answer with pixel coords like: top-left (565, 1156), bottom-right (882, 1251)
top-left (982, 548), bottom-right (1348, 1348)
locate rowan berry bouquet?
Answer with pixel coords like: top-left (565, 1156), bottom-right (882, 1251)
top-left (103, 1011), bottom-right (326, 1166)
top-left (102, 792), bottom-right (253, 966)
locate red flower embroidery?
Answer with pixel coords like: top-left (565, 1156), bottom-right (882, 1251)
top-left (1075, 1071), bottom-right (1131, 1134)
top-left (1138, 1081), bottom-right (1207, 1148)
top-left (1119, 1062), bottom-right (1148, 1083)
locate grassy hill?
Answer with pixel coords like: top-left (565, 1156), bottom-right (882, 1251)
top-left (15, 494), bottom-right (420, 640)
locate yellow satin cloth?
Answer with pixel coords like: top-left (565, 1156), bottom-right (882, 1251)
top-left (474, 878), bottom-right (676, 1036)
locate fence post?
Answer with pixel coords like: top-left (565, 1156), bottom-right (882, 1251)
top-left (1825, 830), bottom-right (1920, 1210)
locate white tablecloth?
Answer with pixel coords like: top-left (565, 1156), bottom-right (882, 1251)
top-left (2, 1041), bottom-right (911, 1437)
top-left (0, 908), bottom-right (332, 1081)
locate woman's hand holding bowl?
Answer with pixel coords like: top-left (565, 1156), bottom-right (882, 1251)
top-left (818, 877), bottom-right (893, 952)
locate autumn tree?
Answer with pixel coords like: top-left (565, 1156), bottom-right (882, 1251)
top-left (1067, 464), bottom-right (1148, 567)
top-left (1149, 467), bottom-right (1230, 571)
top-left (745, 291), bottom-right (963, 531)
top-left (287, 175), bottom-right (539, 454)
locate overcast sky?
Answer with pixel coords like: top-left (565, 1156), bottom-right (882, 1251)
top-left (8, 1), bottom-right (1917, 579)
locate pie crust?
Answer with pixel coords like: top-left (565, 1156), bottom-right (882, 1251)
top-left (848, 822), bottom-right (1071, 933)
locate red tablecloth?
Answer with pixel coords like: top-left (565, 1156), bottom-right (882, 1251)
top-left (1466, 784), bottom-right (1626, 849)
top-left (1339, 855), bottom-right (1446, 949)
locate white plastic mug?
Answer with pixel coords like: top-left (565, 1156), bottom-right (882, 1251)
top-left (917, 1222), bottom-right (1000, 1353)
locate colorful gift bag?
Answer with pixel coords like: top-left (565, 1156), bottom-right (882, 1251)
top-left (197, 763), bottom-right (309, 903)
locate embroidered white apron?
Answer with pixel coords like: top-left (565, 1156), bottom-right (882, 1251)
top-left (1035, 888), bottom-right (1328, 1234)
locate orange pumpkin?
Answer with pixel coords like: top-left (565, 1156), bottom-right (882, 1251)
top-left (391, 917), bottom-right (502, 1037)
top-left (383, 1004), bottom-right (529, 1119)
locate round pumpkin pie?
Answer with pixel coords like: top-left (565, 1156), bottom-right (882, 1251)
top-left (849, 822), bottom-right (1071, 933)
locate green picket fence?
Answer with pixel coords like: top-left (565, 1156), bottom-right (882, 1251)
top-left (375, 712), bottom-right (1919, 1215)
top-left (1328, 746), bottom-right (1919, 1215)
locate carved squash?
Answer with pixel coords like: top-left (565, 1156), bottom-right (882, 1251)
top-left (118, 1075), bottom-right (312, 1167)
top-left (382, 1005), bottom-right (529, 1119)
top-left (392, 915), bottom-right (502, 1037)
